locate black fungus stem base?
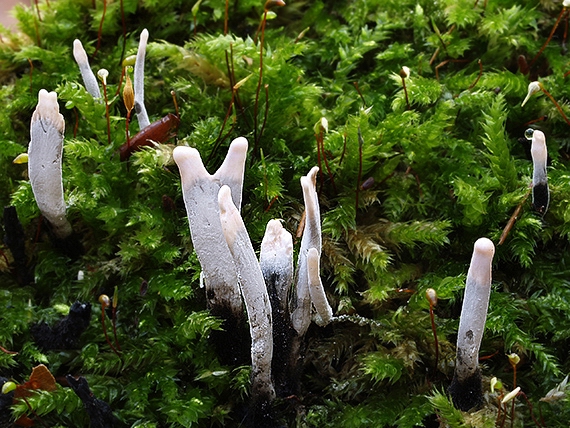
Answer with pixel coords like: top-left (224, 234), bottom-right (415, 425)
top-left (449, 368), bottom-right (484, 411)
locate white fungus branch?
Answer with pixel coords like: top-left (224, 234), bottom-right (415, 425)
top-left (307, 247), bottom-right (333, 326)
top-left (291, 166), bottom-right (321, 336)
top-left (134, 29), bottom-right (150, 130)
top-left (529, 129), bottom-right (549, 214)
top-left (450, 237), bottom-right (495, 411)
top-left (456, 237), bottom-right (494, 380)
top-left (28, 90), bottom-right (73, 240)
top-left (260, 219), bottom-right (293, 313)
top-left (172, 138), bottom-right (248, 317)
top-left (218, 185), bottom-right (275, 402)
top-left (72, 39), bottom-right (101, 99)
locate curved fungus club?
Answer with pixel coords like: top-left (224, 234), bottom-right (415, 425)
top-left (28, 89), bottom-right (73, 241)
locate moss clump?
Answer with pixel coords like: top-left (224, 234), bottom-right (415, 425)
top-left (1, 0), bottom-right (570, 426)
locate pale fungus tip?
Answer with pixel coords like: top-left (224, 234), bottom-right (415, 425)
top-left (172, 145), bottom-right (200, 163)
top-left (264, 219), bottom-right (286, 240)
top-left (473, 237), bottom-right (495, 258)
top-left (72, 39), bottom-right (88, 62)
top-left (306, 166), bottom-right (319, 183)
top-left (564, 0), bottom-right (570, 8)
top-left (532, 129), bottom-right (546, 142)
top-left (230, 136), bottom-right (248, 152)
top-left (33, 89), bottom-right (64, 133)
top-left (261, 219), bottom-right (293, 255)
top-left (531, 130), bottom-right (548, 164)
top-left (172, 146), bottom-right (210, 184)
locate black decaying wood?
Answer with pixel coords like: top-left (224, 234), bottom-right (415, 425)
top-left (66, 375), bottom-right (122, 428)
top-left (31, 301), bottom-right (92, 351)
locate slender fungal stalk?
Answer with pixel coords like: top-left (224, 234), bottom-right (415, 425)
top-left (260, 219), bottom-right (296, 396)
top-left (260, 219), bottom-right (293, 315)
top-left (72, 40), bottom-right (101, 99)
top-left (28, 90), bottom-right (73, 240)
top-left (134, 29), bottom-right (150, 130)
top-left (307, 248), bottom-right (333, 326)
top-left (218, 185), bottom-right (276, 415)
top-left (450, 237), bottom-right (495, 411)
top-left (291, 166), bottom-right (321, 337)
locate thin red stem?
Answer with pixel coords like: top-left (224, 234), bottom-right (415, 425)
top-left (429, 305), bottom-right (439, 371)
top-left (401, 77), bottom-right (410, 110)
top-left (94, 0), bottom-right (107, 57)
top-left (542, 87), bottom-right (570, 126)
top-left (529, 8), bottom-right (568, 69)
top-left (224, 0), bottom-right (229, 35)
top-left (0, 345), bottom-right (17, 355)
top-left (101, 307), bottom-right (120, 357)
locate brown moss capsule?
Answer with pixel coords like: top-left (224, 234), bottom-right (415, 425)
top-left (98, 294), bottom-right (110, 308)
top-left (123, 73), bottom-right (134, 115)
top-left (425, 288), bottom-right (437, 307)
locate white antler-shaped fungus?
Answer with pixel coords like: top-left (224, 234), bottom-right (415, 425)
top-left (291, 166), bottom-right (322, 336)
top-left (307, 247), bottom-right (333, 326)
top-left (528, 129), bottom-right (549, 215)
top-left (260, 219), bottom-right (294, 314)
top-left (28, 90), bottom-right (73, 240)
top-left (72, 40), bottom-right (101, 99)
top-left (172, 138), bottom-right (247, 308)
top-left (218, 185), bottom-right (276, 404)
top-left (134, 29), bottom-right (150, 130)
top-left (172, 138), bottom-right (248, 362)
top-left (450, 237), bottom-right (495, 411)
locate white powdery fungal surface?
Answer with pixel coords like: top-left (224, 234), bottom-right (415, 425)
top-left (28, 89), bottom-right (72, 239)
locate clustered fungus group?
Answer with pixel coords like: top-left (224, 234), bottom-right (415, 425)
top-left (173, 140), bottom-right (333, 424)
top-left (8, 21), bottom-right (557, 427)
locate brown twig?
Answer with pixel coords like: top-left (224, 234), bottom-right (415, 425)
top-left (499, 189), bottom-right (530, 245)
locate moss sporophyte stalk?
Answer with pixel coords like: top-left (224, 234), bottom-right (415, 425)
top-left (3, 0), bottom-right (570, 426)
